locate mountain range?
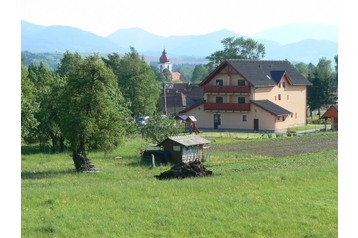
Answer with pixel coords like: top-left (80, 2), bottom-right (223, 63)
top-left (21, 20), bottom-right (338, 65)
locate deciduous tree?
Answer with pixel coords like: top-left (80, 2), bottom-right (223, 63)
top-left (176, 66), bottom-right (194, 81)
top-left (59, 53), bottom-right (130, 171)
top-left (162, 68), bottom-right (173, 82)
top-left (26, 62), bottom-right (65, 150)
top-left (140, 114), bottom-right (184, 144)
top-left (105, 47), bottom-right (161, 118)
top-left (191, 64), bottom-right (209, 82)
top-left (150, 65), bottom-right (166, 83)
top-left (21, 61), bottom-right (39, 142)
top-left (206, 36), bottom-right (265, 70)
top-left (56, 51), bottom-right (83, 78)
top-left (307, 57), bottom-right (337, 117)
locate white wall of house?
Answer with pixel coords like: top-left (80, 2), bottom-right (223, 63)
top-left (253, 76), bottom-right (307, 127)
top-left (185, 104), bottom-right (293, 132)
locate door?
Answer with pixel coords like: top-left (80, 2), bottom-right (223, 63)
top-left (214, 114), bottom-right (221, 129)
top-left (254, 119), bottom-right (259, 131)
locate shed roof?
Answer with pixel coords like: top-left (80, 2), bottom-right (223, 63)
top-left (174, 115), bottom-right (188, 121)
top-left (157, 134), bottom-right (210, 147)
top-left (321, 104), bottom-right (338, 119)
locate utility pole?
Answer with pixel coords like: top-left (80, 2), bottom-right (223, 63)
top-left (163, 83), bottom-right (173, 115)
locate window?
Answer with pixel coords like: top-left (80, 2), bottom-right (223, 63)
top-left (242, 115), bottom-right (247, 122)
top-left (283, 82), bottom-right (286, 88)
top-left (275, 96), bottom-right (277, 101)
top-left (216, 79), bottom-right (223, 86)
top-left (173, 145), bottom-right (181, 151)
top-left (279, 83), bottom-right (281, 88)
top-left (216, 97), bottom-right (223, 103)
top-left (278, 94), bottom-right (281, 100)
top-left (238, 80), bottom-right (245, 86)
top-left (238, 97), bottom-right (245, 103)
top-left (287, 95), bottom-right (289, 100)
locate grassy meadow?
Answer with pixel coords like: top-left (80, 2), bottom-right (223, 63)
top-left (21, 133), bottom-right (338, 237)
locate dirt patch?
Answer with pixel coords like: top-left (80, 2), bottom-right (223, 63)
top-left (208, 134), bottom-right (338, 158)
top-left (155, 161), bottom-right (213, 180)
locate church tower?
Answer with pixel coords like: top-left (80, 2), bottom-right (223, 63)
top-left (158, 49), bottom-right (172, 72)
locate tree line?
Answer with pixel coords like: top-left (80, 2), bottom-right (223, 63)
top-left (21, 37), bottom-right (338, 171)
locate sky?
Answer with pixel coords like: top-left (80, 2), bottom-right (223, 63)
top-left (21, 0), bottom-right (339, 37)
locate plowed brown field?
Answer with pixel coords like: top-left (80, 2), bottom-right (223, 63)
top-left (208, 134), bottom-right (338, 158)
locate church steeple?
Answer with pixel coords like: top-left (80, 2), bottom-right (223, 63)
top-left (158, 48), bottom-right (172, 72)
top-left (159, 49), bottom-right (170, 63)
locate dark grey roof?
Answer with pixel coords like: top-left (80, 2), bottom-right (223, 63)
top-left (200, 59), bottom-right (312, 87)
top-left (251, 100), bottom-right (292, 116)
top-left (270, 71), bottom-right (285, 84)
top-left (157, 135), bottom-right (210, 147)
top-left (179, 101), bottom-right (205, 114)
top-left (228, 60), bottom-right (311, 86)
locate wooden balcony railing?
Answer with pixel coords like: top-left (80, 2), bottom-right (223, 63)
top-left (203, 85), bottom-right (251, 94)
top-left (204, 102), bottom-right (251, 111)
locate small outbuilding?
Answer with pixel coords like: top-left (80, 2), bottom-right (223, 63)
top-left (174, 115), bottom-right (202, 133)
top-left (157, 134), bottom-right (210, 163)
top-left (320, 104), bottom-right (338, 130)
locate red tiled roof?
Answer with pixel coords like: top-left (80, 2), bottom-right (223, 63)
top-left (171, 72), bottom-right (186, 81)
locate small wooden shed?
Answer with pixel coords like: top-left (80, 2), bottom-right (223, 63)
top-left (321, 104), bottom-right (338, 130)
top-left (157, 135), bottom-right (210, 163)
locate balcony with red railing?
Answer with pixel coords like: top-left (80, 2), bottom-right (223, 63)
top-left (204, 102), bottom-right (251, 111)
top-left (203, 85), bottom-right (251, 94)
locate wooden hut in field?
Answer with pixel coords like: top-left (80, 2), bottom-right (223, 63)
top-left (157, 134), bottom-right (210, 163)
top-left (320, 104), bottom-right (338, 130)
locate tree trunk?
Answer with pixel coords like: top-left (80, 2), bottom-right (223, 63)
top-left (51, 133), bottom-right (58, 153)
top-left (72, 143), bottom-right (97, 172)
top-left (59, 136), bottom-right (65, 152)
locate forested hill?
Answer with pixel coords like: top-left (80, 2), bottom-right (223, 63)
top-left (21, 20), bottom-right (338, 66)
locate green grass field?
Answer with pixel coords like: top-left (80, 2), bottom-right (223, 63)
top-left (21, 134), bottom-right (338, 237)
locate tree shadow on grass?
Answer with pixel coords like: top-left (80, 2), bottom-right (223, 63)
top-left (21, 169), bottom-right (78, 180)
